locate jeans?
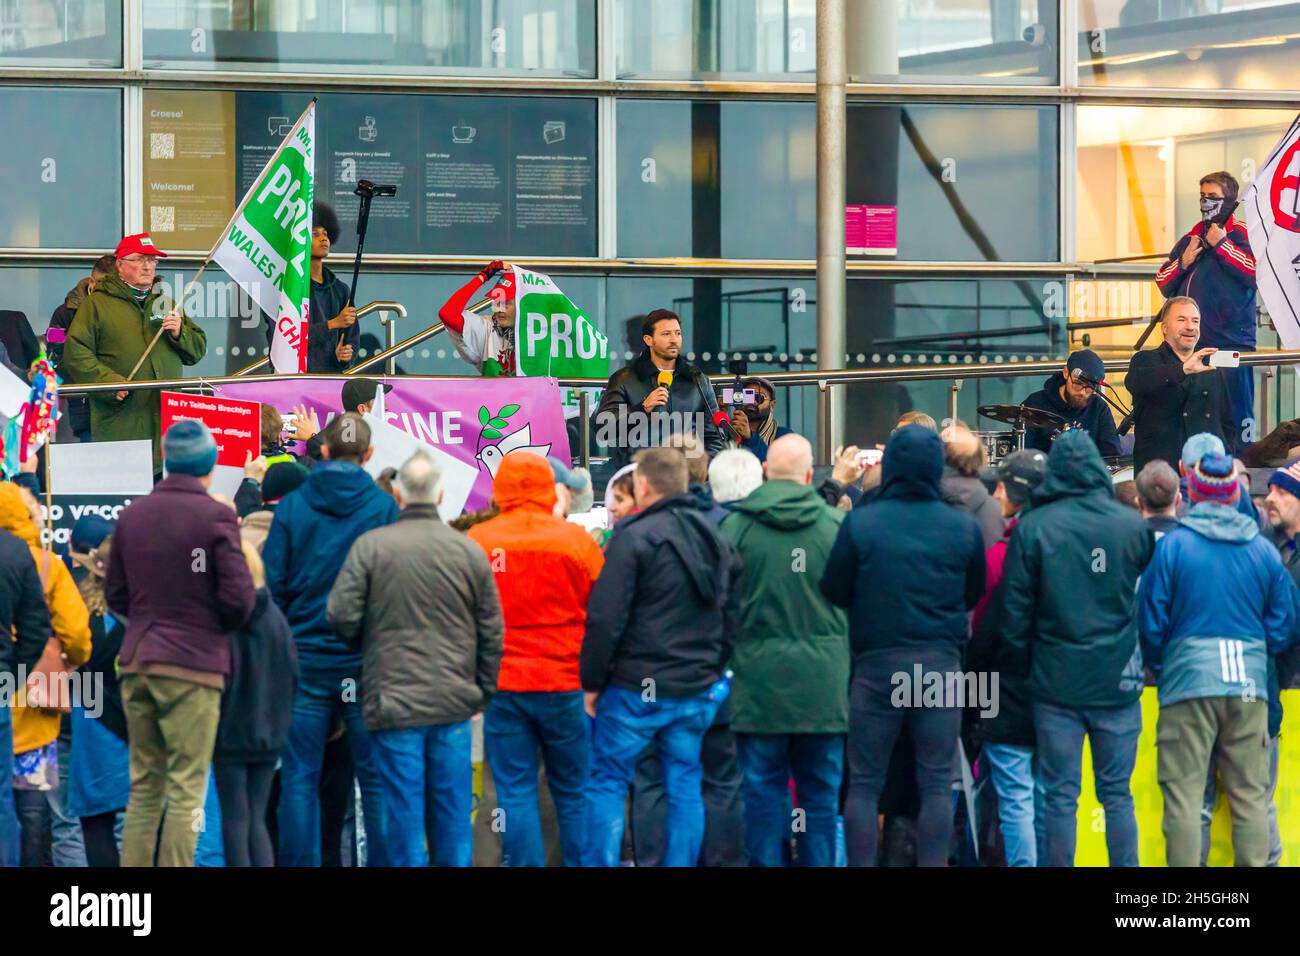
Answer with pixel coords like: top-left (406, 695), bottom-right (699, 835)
top-left (981, 743), bottom-right (1047, 867)
top-left (583, 686), bottom-right (719, 867)
top-left (1202, 735), bottom-right (1282, 866)
top-left (845, 648), bottom-right (962, 867)
top-left (195, 769), bottom-right (224, 867)
top-left (51, 728), bottom-right (85, 867)
top-left (278, 659), bottom-right (388, 867)
top-left (484, 690), bottom-right (589, 867)
top-left (370, 721), bottom-right (473, 867)
top-left (631, 711), bottom-right (747, 867)
top-left (736, 733), bottom-right (843, 867)
top-left (0, 706), bottom-right (16, 867)
top-left (1034, 700), bottom-right (1142, 867)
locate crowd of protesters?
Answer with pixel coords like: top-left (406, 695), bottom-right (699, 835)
top-left (2, 392), bottom-right (1297, 868)
top-left (0, 197), bottom-right (1296, 868)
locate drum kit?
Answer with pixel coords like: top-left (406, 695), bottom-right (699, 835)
top-left (975, 403), bottom-right (1066, 463)
top-left (976, 403), bottom-right (1131, 477)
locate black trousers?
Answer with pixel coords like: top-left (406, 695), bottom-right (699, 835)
top-left (631, 708), bottom-right (747, 867)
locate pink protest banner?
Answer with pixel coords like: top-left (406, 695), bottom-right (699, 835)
top-left (214, 376), bottom-right (573, 515)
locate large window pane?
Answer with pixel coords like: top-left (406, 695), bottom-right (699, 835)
top-left (143, 89), bottom-right (597, 257)
top-left (616, 0), bottom-right (1056, 83)
top-left (617, 0), bottom-right (816, 78)
top-left (0, 0), bottom-right (121, 66)
top-left (142, 0), bottom-right (595, 75)
top-left (618, 99), bottom-right (1056, 261)
top-left (1076, 105), bottom-right (1294, 263)
top-left (1080, 0), bottom-right (1300, 91)
top-left (0, 88), bottom-right (122, 249)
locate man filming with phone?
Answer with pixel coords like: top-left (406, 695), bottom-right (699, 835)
top-left (1125, 296), bottom-right (1236, 473)
top-left (727, 376), bottom-right (792, 463)
top-left (1155, 171), bottom-right (1256, 442)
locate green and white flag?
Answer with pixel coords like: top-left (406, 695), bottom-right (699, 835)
top-left (514, 266), bottom-right (609, 418)
top-left (212, 99), bottom-right (315, 373)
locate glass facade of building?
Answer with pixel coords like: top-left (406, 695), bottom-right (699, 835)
top-left (2, 0), bottom-right (1297, 448)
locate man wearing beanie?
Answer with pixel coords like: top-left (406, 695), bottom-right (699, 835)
top-left (105, 419), bottom-right (257, 866)
top-left (1138, 453), bottom-right (1294, 867)
top-left (1021, 349), bottom-right (1121, 458)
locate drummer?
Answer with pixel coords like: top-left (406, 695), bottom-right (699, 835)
top-left (1020, 348), bottom-right (1121, 457)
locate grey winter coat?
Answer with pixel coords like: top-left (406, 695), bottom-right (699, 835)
top-left (327, 503), bottom-right (505, 732)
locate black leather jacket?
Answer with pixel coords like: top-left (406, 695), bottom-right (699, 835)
top-left (595, 350), bottom-right (726, 466)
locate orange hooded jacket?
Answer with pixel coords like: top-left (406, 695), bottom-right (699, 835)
top-left (467, 453), bottom-right (603, 692)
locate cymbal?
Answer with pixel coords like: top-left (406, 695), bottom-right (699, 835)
top-left (977, 403), bottom-right (1067, 430)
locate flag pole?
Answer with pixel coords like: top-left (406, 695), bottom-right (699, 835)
top-left (127, 97), bottom-right (318, 383)
top-left (42, 433), bottom-right (52, 554)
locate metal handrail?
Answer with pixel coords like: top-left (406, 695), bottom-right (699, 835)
top-left (56, 347), bottom-right (1300, 397)
top-left (346, 295), bottom-right (494, 375)
top-left (231, 300), bottom-right (409, 376)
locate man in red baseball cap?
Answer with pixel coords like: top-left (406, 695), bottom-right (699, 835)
top-left (63, 232), bottom-right (207, 475)
top-left (436, 261), bottom-right (517, 376)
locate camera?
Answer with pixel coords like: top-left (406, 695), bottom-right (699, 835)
top-left (722, 386), bottom-right (757, 407)
top-left (719, 357), bottom-right (755, 407)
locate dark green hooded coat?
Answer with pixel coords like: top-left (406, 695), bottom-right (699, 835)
top-left (63, 272), bottom-right (207, 471)
top-left (998, 430), bottom-right (1154, 710)
top-left (720, 480), bottom-right (849, 734)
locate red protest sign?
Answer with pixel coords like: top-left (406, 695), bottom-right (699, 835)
top-left (161, 391), bottom-right (260, 468)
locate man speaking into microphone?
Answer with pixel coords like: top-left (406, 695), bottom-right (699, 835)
top-left (595, 309), bottom-right (726, 468)
top-left (1020, 348), bottom-right (1121, 458)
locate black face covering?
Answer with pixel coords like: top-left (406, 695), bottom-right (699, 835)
top-left (1200, 196), bottom-right (1225, 222)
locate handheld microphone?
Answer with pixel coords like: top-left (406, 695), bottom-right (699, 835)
top-left (713, 410), bottom-right (742, 442)
top-left (657, 370), bottom-right (673, 390)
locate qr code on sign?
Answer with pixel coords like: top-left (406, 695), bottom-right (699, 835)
top-left (150, 133), bottom-right (175, 159)
top-left (150, 206), bottom-right (175, 233)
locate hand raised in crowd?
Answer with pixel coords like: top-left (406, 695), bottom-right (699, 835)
top-left (1182, 347), bottom-right (1218, 376)
top-left (335, 339), bottom-right (354, 365)
top-left (243, 450), bottom-right (268, 483)
top-left (290, 403), bottom-right (319, 442)
top-left (482, 259), bottom-right (511, 280)
top-left (831, 444), bottom-right (867, 486)
top-left (1204, 222), bottom-right (1228, 248)
top-left (730, 407), bottom-right (751, 440)
top-left (328, 305), bottom-right (358, 331)
top-left (1180, 236), bottom-right (1204, 270)
top-left (642, 386), bottom-right (670, 412)
top-left (161, 309), bottom-right (183, 338)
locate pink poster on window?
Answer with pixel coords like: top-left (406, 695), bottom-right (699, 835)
top-left (846, 204), bottom-right (898, 256)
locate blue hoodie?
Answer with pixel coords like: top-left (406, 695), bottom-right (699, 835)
top-left (262, 461), bottom-right (399, 664)
top-left (1138, 501), bottom-right (1294, 709)
top-left (820, 425), bottom-right (985, 658)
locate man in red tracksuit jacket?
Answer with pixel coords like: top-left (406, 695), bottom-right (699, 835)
top-left (1154, 170), bottom-right (1257, 447)
top-left (437, 260), bottom-right (518, 376)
